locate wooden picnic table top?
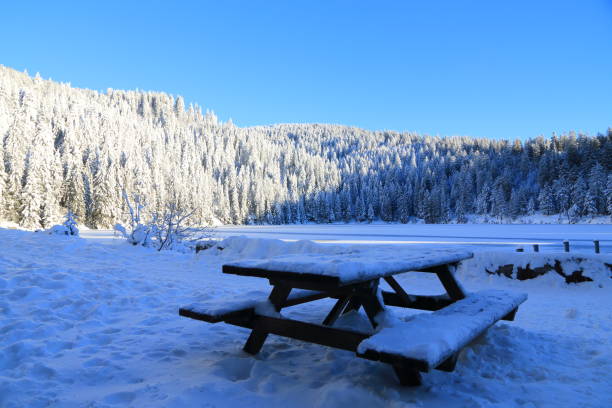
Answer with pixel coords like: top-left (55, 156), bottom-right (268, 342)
top-left (223, 249), bottom-right (473, 288)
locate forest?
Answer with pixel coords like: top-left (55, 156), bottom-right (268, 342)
top-left (0, 65), bottom-right (610, 229)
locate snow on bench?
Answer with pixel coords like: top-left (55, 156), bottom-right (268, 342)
top-left (179, 289), bottom-right (325, 323)
top-left (357, 290), bottom-right (528, 372)
top-left (223, 249), bottom-right (473, 285)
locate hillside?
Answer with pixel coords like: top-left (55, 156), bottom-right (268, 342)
top-left (0, 65), bottom-right (610, 228)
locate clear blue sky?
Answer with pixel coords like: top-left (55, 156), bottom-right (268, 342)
top-left (1, 1), bottom-right (611, 140)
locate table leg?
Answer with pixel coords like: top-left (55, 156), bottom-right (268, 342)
top-left (341, 296), bottom-right (362, 315)
top-left (322, 295), bottom-right (351, 326)
top-left (392, 362), bottom-right (422, 386)
top-left (243, 284), bottom-right (292, 355)
top-left (383, 276), bottom-right (413, 306)
top-left (357, 281), bottom-right (385, 329)
top-left (435, 264), bottom-right (465, 300)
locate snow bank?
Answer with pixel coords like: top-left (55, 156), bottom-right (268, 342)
top-left (205, 235), bottom-right (353, 258)
top-left (458, 251), bottom-right (612, 286)
top-left (0, 220), bottom-right (21, 229)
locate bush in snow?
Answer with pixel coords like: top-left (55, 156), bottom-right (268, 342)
top-left (47, 211), bottom-right (80, 236)
top-left (114, 191), bottom-right (155, 247)
top-left (149, 193), bottom-right (214, 252)
top-left (116, 190), bottom-right (213, 251)
top-left (63, 211), bottom-right (79, 236)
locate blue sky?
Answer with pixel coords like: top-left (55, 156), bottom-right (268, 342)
top-left (1, 1), bottom-right (611, 140)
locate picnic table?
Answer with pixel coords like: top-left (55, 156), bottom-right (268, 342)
top-left (180, 249), bottom-right (527, 385)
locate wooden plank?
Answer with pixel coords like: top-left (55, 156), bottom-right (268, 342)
top-left (502, 307), bottom-right (518, 321)
top-left (435, 353), bottom-right (458, 372)
top-left (227, 315), bottom-right (371, 352)
top-left (359, 348), bottom-right (429, 372)
top-left (223, 255), bottom-right (473, 289)
top-left (223, 265), bottom-right (342, 289)
top-left (322, 296), bottom-right (351, 326)
top-left (179, 289), bottom-right (332, 323)
top-left (243, 284), bottom-right (291, 355)
top-left (392, 362), bottom-right (423, 386)
top-left (435, 266), bottom-right (465, 300)
top-left (384, 276), bottom-right (414, 305)
top-left (357, 290), bottom-right (527, 372)
top-left (179, 306), bottom-right (253, 323)
top-left (284, 291), bottom-right (330, 307)
top-left (380, 291), bottom-right (453, 311)
top-left (341, 296), bottom-right (362, 315)
top-left (357, 282), bottom-right (385, 329)
top-left (413, 264), bottom-right (452, 274)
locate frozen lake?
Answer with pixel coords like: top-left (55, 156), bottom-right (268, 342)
top-left (212, 223), bottom-right (612, 254)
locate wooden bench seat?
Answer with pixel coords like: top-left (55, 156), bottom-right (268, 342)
top-left (179, 289), bottom-right (328, 323)
top-left (357, 290), bottom-right (527, 378)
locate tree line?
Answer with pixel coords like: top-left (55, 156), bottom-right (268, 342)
top-left (0, 66), bottom-right (610, 229)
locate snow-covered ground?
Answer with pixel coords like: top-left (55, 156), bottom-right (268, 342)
top-left (1, 228), bottom-right (611, 407)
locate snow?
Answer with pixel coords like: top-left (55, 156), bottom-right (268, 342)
top-left (357, 290), bottom-right (528, 370)
top-left (225, 248), bottom-right (473, 284)
top-left (182, 288), bottom-right (320, 321)
top-left (1, 227), bottom-right (611, 407)
top-left (214, 223), bottom-right (612, 253)
top-left (459, 251), bottom-right (612, 284)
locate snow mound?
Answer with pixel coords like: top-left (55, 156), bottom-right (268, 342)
top-left (207, 235), bottom-right (353, 259)
top-left (47, 224), bottom-right (80, 237)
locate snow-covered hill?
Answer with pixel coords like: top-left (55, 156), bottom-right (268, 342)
top-left (1, 65), bottom-right (610, 231)
top-left (1, 229), bottom-right (610, 407)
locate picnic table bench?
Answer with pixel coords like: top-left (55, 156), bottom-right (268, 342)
top-left (180, 249), bottom-right (527, 385)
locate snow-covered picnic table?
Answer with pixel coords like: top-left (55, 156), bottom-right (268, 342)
top-left (180, 250), bottom-right (527, 386)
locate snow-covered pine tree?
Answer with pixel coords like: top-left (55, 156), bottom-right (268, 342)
top-left (538, 186), bottom-right (556, 216)
top-left (606, 174), bottom-right (612, 216)
top-left (0, 66), bottom-right (609, 227)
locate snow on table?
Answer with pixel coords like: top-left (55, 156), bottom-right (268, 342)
top-left (224, 249), bottom-right (473, 284)
top-left (357, 290), bottom-right (528, 371)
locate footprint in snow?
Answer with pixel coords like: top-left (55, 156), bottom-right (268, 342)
top-left (210, 356), bottom-right (255, 382)
top-left (103, 391), bottom-right (136, 405)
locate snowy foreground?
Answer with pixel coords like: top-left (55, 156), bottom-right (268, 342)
top-left (1, 229), bottom-right (611, 407)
